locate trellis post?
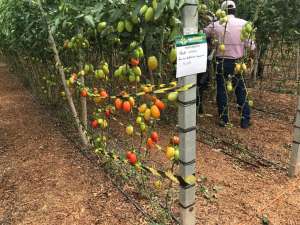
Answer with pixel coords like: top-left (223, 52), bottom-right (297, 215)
top-left (289, 42), bottom-right (300, 177)
top-left (179, 1), bottom-right (198, 224)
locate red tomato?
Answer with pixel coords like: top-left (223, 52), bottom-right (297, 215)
top-left (122, 101), bottom-right (131, 113)
top-left (105, 109), bottom-right (111, 118)
top-left (126, 151), bottom-right (137, 165)
top-left (100, 90), bottom-right (108, 98)
top-left (155, 99), bottom-right (165, 111)
top-left (130, 58), bottom-right (139, 66)
top-left (91, 120), bottom-right (98, 129)
top-left (115, 98), bottom-right (123, 110)
top-left (151, 131), bottom-right (159, 143)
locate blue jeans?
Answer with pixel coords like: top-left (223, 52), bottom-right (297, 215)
top-left (216, 58), bottom-right (251, 125)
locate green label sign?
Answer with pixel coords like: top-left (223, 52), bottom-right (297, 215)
top-left (176, 33), bottom-right (207, 47)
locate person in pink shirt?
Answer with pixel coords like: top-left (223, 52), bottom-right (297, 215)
top-left (204, 0), bottom-right (255, 128)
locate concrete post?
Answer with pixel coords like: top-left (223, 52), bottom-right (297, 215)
top-left (289, 43), bottom-right (300, 177)
top-left (179, 1), bottom-right (198, 224)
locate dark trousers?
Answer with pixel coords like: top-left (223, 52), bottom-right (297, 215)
top-left (197, 71), bottom-right (210, 114)
top-left (216, 58), bottom-right (251, 125)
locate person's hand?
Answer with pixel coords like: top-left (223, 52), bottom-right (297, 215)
top-left (249, 58), bottom-right (254, 68)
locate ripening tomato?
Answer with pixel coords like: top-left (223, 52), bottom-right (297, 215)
top-left (126, 125), bottom-right (134, 135)
top-left (147, 56), bottom-right (158, 71)
top-left (219, 44), bottom-right (225, 52)
top-left (150, 105), bottom-right (160, 119)
top-left (63, 40), bottom-right (70, 49)
top-left (71, 73), bottom-right (78, 80)
top-left (144, 108), bottom-right (151, 121)
top-left (147, 137), bottom-right (155, 149)
top-left (81, 89), bottom-right (88, 97)
top-left (154, 180), bottom-right (162, 189)
top-left (171, 135), bottom-right (180, 145)
top-left (129, 97), bottom-right (135, 107)
top-left (138, 104), bottom-right (147, 113)
top-left (166, 146), bottom-right (175, 160)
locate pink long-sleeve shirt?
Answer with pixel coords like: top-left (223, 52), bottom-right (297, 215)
top-left (204, 15), bottom-right (255, 59)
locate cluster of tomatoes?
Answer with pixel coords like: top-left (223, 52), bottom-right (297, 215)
top-left (166, 136), bottom-right (180, 161)
top-left (85, 82), bottom-right (181, 168)
top-left (63, 34), bottom-right (90, 50)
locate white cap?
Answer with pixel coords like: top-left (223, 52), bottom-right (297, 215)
top-left (221, 1), bottom-right (236, 10)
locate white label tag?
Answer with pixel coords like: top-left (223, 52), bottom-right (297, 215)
top-left (176, 43), bottom-right (208, 78)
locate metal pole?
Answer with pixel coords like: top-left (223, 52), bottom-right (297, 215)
top-left (289, 42), bottom-right (300, 177)
top-left (179, 1), bottom-right (198, 224)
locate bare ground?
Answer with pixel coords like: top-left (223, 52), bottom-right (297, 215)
top-left (0, 64), bottom-right (147, 225)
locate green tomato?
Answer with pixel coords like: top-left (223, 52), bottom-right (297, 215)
top-left (114, 69), bottom-right (122, 77)
top-left (152, 0), bottom-right (158, 10)
top-left (169, 48), bottom-right (177, 63)
top-left (97, 22), bottom-right (107, 32)
top-left (137, 47), bottom-right (144, 57)
top-left (95, 69), bottom-right (105, 79)
top-left (133, 49), bottom-right (140, 58)
top-left (129, 74), bottom-right (136, 82)
top-left (216, 9), bottom-right (222, 18)
top-left (248, 100), bottom-right (254, 107)
top-left (84, 64), bottom-right (90, 74)
top-left (136, 116), bottom-right (143, 124)
top-left (131, 15), bottom-right (139, 24)
top-left (132, 66), bottom-right (142, 76)
top-left (102, 65), bottom-right (109, 76)
top-left (220, 10), bottom-right (226, 18)
top-left (135, 75), bottom-right (140, 83)
top-left (174, 149), bottom-right (180, 161)
top-left (168, 92), bottom-right (178, 102)
top-left (139, 5), bottom-right (148, 15)
top-left (144, 7), bottom-right (154, 22)
top-left (117, 21), bottom-right (125, 33)
top-left (125, 20), bottom-right (133, 32)
top-left (130, 41), bottom-right (138, 50)
top-left (226, 81), bottom-right (233, 92)
top-left (140, 122), bottom-right (147, 132)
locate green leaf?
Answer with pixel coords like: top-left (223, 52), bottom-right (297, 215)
top-left (84, 15), bottom-right (95, 28)
top-left (75, 14), bottom-right (85, 19)
top-left (262, 215), bottom-right (269, 225)
top-left (179, 0), bottom-right (185, 9)
top-left (169, 26), bottom-right (181, 41)
top-left (169, 0), bottom-right (175, 10)
top-left (133, 0), bottom-right (145, 17)
top-left (154, 0), bottom-right (167, 20)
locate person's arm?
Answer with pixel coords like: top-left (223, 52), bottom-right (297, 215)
top-left (204, 23), bottom-right (217, 61)
top-left (203, 23), bottom-right (214, 38)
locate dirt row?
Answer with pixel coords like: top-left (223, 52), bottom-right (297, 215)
top-left (1, 61), bottom-right (300, 225)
